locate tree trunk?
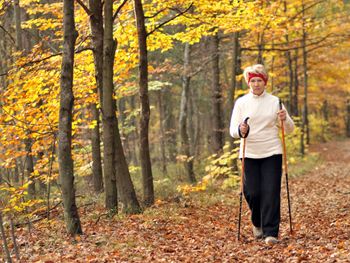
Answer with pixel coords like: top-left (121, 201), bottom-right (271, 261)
top-left (163, 89), bottom-right (177, 161)
top-left (157, 90), bottom-right (167, 174)
top-left (210, 33), bottom-right (224, 154)
top-left (90, 104), bottom-right (103, 192)
top-left (293, 49), bottom-right (299, 117)
top-left (228, 32), bottom-right (241, 173)
top-left (188, 89), bottom-right (195, 162)
top-left (37, 151), bottom-right (46, 192)
top-left (179, 43), bottom-right (195, 183)
top-left (88, 0), bottom-right (104, 193)
top-left (346, 99), bottom-right (350, 137)
top-left (257, 33), bottom-right (264, 65)
top-left (14, 0), bottom-right (23, 51)
top-left (102, 0), bottom-right (141, 213)
top-left (14, 159), bottom-right (20, 183)
top-left (284, 1), bottom-right (294, 114)
top-left (192, 84), bottom-right (201, 158)
top-left (130, 95), bottom-right (139, 165)
top-left (228, 33), bottom-right (239, 151)
top-left (134, 0), bottom-right (154, 206)
top-left (102, 0), bottom-right (118, 210)
top-left (114, 119), bottom-right (141, 213)
top-left (302, 2), bottom-right (310, 145)
top-left (10, 218), bottom-right (20, 260)
top-left (58, 0), bottom-right (82, 235)
top-left (322, 100), bottom-right (329, 121)
top-left (0, 212), bottom-right (12, 263)
top-left (25, 138), bottom-right (35, 197)
top-left (14, 0), bottom-right (36, 196)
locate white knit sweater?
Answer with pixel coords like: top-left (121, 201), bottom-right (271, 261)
top-left (229, 91), bottom-right (294, 159)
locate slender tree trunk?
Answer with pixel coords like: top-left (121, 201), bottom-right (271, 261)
top-left (89, 0), bottom-right (104, 193)
top-left (10, 218), bottom-right (20, 260)
top-left (157, 90), bottom-right (167, 174)
top-left (37, 151), bottom-right (46, 192)
top-left (302, 2), bottom-right (310, 145)
top-left (210, 33), bottom-right (224, 154)
top-left (179, 43), bottom-right (195, 183)
top-left (14, 0), bottom-right (23, 51)
top-left (102, 0), bottom-right (118, 210)
top-left (346, 98), bottom-right (350, 137)
top-left (14, 159), bottom-right (20, 183)
top-left (301, 107), bottom-right (305, 156)
top-left (284, 1), bottom-right (294, 114)
top-left (118, 98), bottom-right (134, 166)
top-left (286, 48), bottom-right (293, 114)
top-left (58, 0), bottom-right (82, 235)
top-left (192, 80), bottom-right (201, 157)
top-left (0, 37), bottom-right (9, 87)
top-left (163, 89), bottom-right (177, 161)
top-left (0, 212), bottom-right (12, 263)
top-left (134, 0), bottom-right (154, 206)
top-left (188, 89), bottom-right (195, 161)
top-left (15, 1), bottom-right (36, 197)
top-left (293, 49), bottom-right (299, 117)
top-left (25, 138), bottom-right (35, 197)
top-left (257, 33), bottom-right (264, 65)
top-left (90, 104), bottom-right (103, 192)
top-left (271, 41), bottom-right (275, 92)
top-left (130, 96), bottom-right (139, 165)
top-left (229, 32), bottom-right (241, 174)
top-left (229, 32), bottom-right (239, 150)
top-left (322, 100), bottom-right (328, 121)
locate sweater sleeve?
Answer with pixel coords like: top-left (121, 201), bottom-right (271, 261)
top-left (229, 99), bottom-right (241, 138)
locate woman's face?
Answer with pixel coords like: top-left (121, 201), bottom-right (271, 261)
top-left (249, 77), bottom-right (265, 96)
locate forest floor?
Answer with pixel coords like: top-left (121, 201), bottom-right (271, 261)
top-left (5, 139), bottom-right (350, 262)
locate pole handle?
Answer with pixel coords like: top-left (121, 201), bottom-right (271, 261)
top-left (279, 99), bottom-right (283, 111)
top-left (240, 117), bottom-right (250, 138)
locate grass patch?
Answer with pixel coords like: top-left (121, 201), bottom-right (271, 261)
top-left (288, 152), bottom-right (321, 178)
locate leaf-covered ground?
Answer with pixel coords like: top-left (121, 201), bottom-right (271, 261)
top-left (6, 139), bottom-right (350, 262)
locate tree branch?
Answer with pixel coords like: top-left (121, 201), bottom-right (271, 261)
top-left (241, 33), bottom-right (334, 52)
top-left (76, 0), bottom-right (92, 16)
top-left (144, 8), bottom-right (167, 19)
top-left (146, 3), bottom-right (193, 37)
top-left (113, 0), bottom-right (128, 21)
top-left (0, 47), bottom-right (91, 77)
top-left (0, 24), bottom-right (16, 44)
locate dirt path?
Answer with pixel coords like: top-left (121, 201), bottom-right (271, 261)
top-left (19, 140), bottom-right (350, 262)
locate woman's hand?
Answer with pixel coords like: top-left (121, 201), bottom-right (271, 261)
top-left (239, 122), bottom-right (249, 136)
top-left (277, 109), bottom-right (287, 121)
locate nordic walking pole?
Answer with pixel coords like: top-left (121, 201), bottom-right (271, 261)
top-left (279, 99), bottom-right (293, 235)
top-left (237, 117), bottom-right (250, 241)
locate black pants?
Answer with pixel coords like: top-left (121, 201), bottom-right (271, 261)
top-left (243, 154), bottom-right (282, 237)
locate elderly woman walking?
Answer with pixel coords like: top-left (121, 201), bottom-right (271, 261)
top-left (229, 64), bottom-right (294, 245)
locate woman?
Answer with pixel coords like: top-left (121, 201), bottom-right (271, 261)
top-left (229, 64), bottom-right (294, 245)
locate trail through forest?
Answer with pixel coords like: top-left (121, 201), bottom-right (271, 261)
top-left (12, 139), bottom-right (350, 262)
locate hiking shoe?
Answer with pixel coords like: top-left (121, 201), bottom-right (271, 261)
top-left (265, 236), bottom-right (278, 245)
top-left (253, 226), bottom-right (263, 239)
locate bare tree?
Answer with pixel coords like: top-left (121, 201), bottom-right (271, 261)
top-left (134, 0), bottom-right (154, 206)
top-left (58, 0), bottom-right (82, 234)
top-left (179, 43), bottom-right (196, 183)
top-left (209, 33), bottom-right (224, 154)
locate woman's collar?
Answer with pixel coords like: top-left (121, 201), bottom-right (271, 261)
top-left (249, 89), bottom-right (266, 98)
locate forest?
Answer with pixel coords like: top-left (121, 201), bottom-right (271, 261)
top-left (0, 0), bottom-right (350, 261)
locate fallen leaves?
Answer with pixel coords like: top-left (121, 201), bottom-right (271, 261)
top-left (1, 140), bottom-right (350, 262)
